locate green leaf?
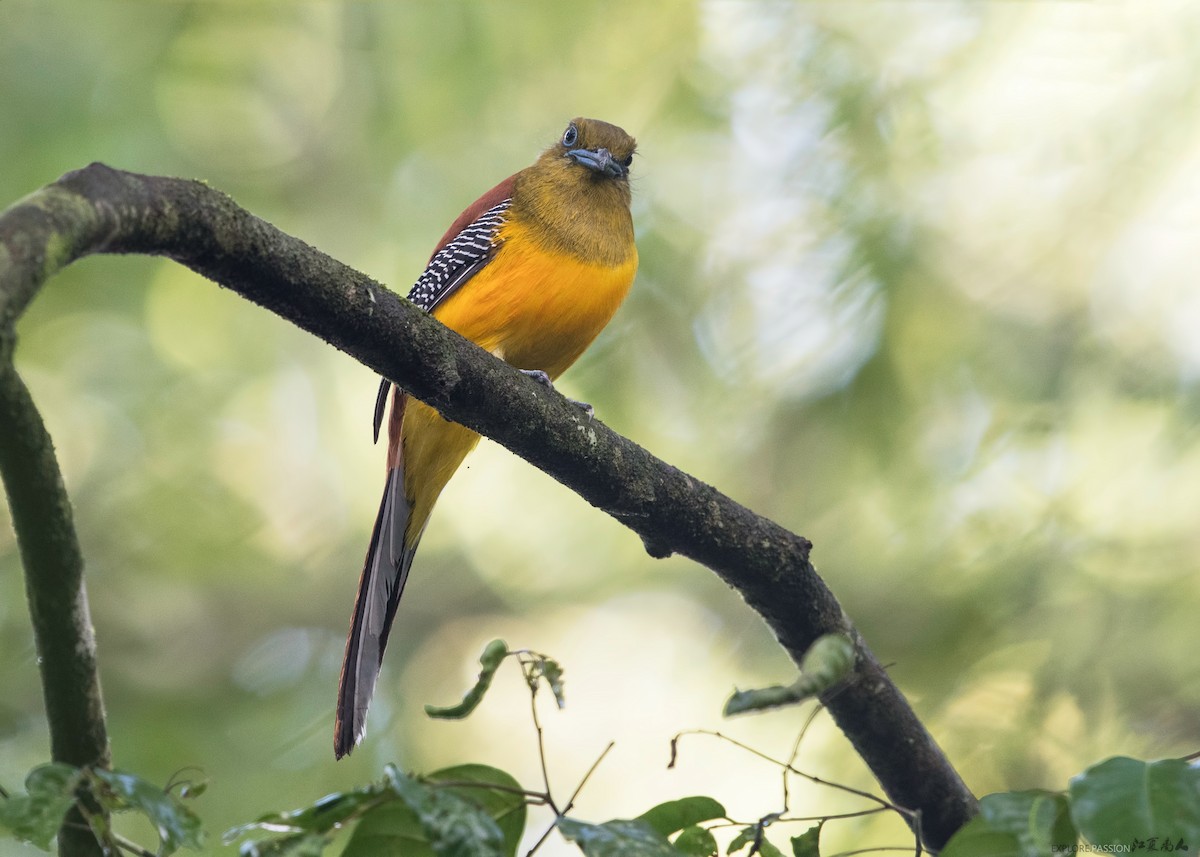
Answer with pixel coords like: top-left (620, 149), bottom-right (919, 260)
top-left (797, 635), bottom-right (855, 689)
top-left (541, 658), bottom-right (566, 709)
top-left (758, 839), bottom-right (786, 857)
top-left (425, 639), bottom-right (510, 719)
top-left (791, 823), bottom-right (821, 857)
top-left (723, 685), bottom-right (805, 717)
top-left (939, 816), bottom-right (1022, 857)
top-left (1069, 756), bottom-right (1200, 846)
top-left (556, 817), bottom-right (680, 857)
top-left (728, 826), bottom-right (755, 854)
top-left (237, 832), bottom-right (329, 857)
top-left (728, 824), bottom-right (785, 856)
top-left (424, 765), bottom-right (526, 857)
top-left (358, 765), bottom-right (508, 857)
top-left (520, 653), bottom-right (566, 708)
top-left (0, 763), bottom-right (80, 850)
top-left (724, 635), bottom-right (854, 716)
top-left (224, 789), bottom-right (383, 843)
top-left (637, 796), bottom-right (726, 837)
top-left (89, 768), bottom-right (206, 854)
top-left (242, 764), bottom-right (525, 857)
top-left (673, 825), bottom-right (717, 857)
top-left (179, 781), bottom-right (207, 800)
top-left (339, 801), bottom-right (429, 857)
top-left (978, 791), bottom-right (1075, 857)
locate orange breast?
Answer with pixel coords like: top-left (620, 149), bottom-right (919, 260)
top-left (431, 218), bottom-right (638, 379)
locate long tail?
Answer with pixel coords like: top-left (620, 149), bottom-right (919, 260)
top-left (334, 465), bottom-right (420, 758)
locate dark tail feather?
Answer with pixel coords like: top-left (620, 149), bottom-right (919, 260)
top-left (334, 467), bottom-right (420, 758)
top-left (372, 377), bottom-right (391, 444)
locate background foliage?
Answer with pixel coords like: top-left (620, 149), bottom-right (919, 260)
top-left (3, 1), bottom-right (1199, 854)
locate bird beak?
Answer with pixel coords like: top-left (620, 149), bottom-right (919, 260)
top-left (566, 147), bottom-right (627, 178)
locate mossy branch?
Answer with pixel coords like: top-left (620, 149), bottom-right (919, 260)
top-left (0, 164), bottom-right (977, 848)
top-left (0, 239), bottom-right (109, 857)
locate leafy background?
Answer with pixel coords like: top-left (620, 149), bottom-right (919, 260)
top-left (3, 1), bottom-right (1199, 853)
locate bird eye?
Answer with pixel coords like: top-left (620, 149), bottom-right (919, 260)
top-left (562, 124), bottom-right (579, 147)
top-left (620, 153), bottom-right (634, 168)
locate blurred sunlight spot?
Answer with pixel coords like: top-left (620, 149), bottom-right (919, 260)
top-left (434, 442), bottom-right (649, 601)
top-left (941, 668), bottom-right (1035, 788)
top-left (106, 577), bottom-right (224, 693)
top-left (927, 1), bottom-right (1200, 323)
top-left (941, 640), bottom-right (1135, 789)
top-left (945, 432), bottom-right (1070, 545)
top-left (330, 366), bottom-right (389, 502)
top-left (232, 627), bottom-right (315, 696)
top-left (1038, 692), bottom-right (1092, 779)
top-left (16, 364), bottom-right (103, 491)
top-left (18, 313), bottom-right (156, 492)
top-left (215, 368), bottom-right (347, 561)
top-left (695, 257), bottom-right (883, 398)
top-left (918, 380), bottom-right (992, 479)
top-left (1092, 148), bottom-right (1200, 380)
top-left (696, 4), bottom-right (885, 400)
top-left (155, 6), bottom-right (342, 173)
top-left (1065, 398), bottom-right (1200, 547)
top-left (145, 263), bottom-right (243, 372)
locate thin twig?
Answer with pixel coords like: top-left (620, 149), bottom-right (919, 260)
top-left (559, 741), bottom-right (615, 817)
top-left (782, 703), bottom-right (826, 812)
top-left (422, 779), bottom-right (549, 804)
top-left (707, 806), bottom-right (890, 829)
top-left (68, 811), bottom-right (158, 857)
top-left (673, 730), bottom-right (910, 815)
top-left (526, 668), bottom-right (557, 815)
top-left (110, 833), bottom-right (157, 857)
top-left (163, 767), bottom-right (207, 796)
top-left (673, 729), bottom-right (926, 856)
top-left (526, 742), bottom-right (615, 857)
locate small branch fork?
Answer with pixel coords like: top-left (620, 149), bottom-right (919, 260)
top-left (670, 725), bottom-right (925, 855)
top-left (0, 165), bottom-right (977, 849)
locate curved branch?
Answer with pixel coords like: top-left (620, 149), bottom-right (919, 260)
top-left (0, 164), bottom-right (977, 847)
top-left (0, 344), bottom-right (109, 857)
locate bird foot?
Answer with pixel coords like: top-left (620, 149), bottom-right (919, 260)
top-left (520, 369), bottom-right (594, 421)
top-left (521, 369), bottom-right (553, 387)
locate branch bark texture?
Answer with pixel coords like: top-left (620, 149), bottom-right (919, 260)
top-left (0, 284), bottom-right (109, 857)
top-left (0, 164), bottom-right (977, 847)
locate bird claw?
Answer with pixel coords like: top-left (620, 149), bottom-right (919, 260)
top-left (521, 369), bottom-right (553, 388)
top-left (520, 369), bottom-right (595, 421)
top-left (568, 398), bottom-right (595, 421)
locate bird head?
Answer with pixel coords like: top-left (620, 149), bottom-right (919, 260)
top-left (558, 118), bottom-right (636, 180)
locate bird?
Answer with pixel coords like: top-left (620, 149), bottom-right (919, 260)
top-left (335, 118), bottom-right (639, 758)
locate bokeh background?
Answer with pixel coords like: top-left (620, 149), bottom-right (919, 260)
top-left (3, 1), bottom-right (1200, 853)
